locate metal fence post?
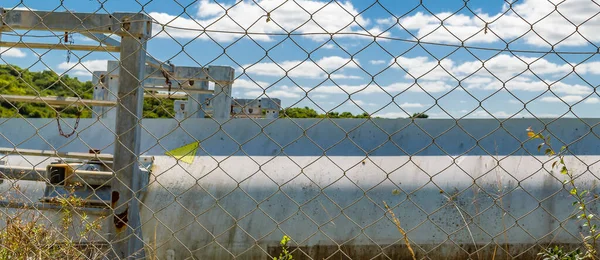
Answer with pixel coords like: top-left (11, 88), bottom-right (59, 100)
top-left (187, 81), bottom-right (210, 118)
top-left (211, 67), bottom-right (234, 120)
top-left (109, 14), bottom-right (151, 259)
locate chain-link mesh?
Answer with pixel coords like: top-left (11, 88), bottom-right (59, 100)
top-left (1, 0), bottom-right (600, 259)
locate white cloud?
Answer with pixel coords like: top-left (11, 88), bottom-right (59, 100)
top-left (540, 95), bottom-right (600, 104)
top-left (309, 94), bottom-right (329, 99)
top-left (585, 97), bottom-right (600, 104)
top-left (376, 18), bottom-right (395, 26)
top-left (330, 74), bottom-right (362, 80)
top-left (243, 56), bottom-right (360, 79)
top-left (375, 112), bottom-right (406, 119)
top-left (539, 95), bottom-right (582, 103)
top-left (370, 60), bottom-right (387, 65)
top-left (245, 89), bottom-right (302, 99)
top-left (352, 100), bottom-right (377, 107)
top-left (466, 110), bottom-right (522, 118)
top-left (465, 76), bottom-right (592, 95)
top-left (57, 60), bottom-right (108, 76)
top-left (390, 56), bottom-right (455, 81)
top-left (0, 47), bottom-right (26, 58)
top-left (400, 102), bottom-right (424, 108)
top-left (233, 78), bottom-right (271, 91)
top-left (149, 0), bottom-right (390, 42)
top-left (274, 80), bottom-right (452, 96)
top-left (398, 0), bottom-right (600, 47)
top-left (322, 44), bottom-right (336, 49)
top-left (388, 54), bottom-right (596, 83)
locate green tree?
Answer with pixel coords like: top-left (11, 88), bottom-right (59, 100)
top-left (0, 64), bottom-right (183, 119)
top-left (409, 112), bottom-right (428, 119)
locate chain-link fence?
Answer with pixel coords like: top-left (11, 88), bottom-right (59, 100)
top-left (1, 0), bottom-right (600, 259)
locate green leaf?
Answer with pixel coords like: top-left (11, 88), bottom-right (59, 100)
top-left (392, 189), bottom-right (401, 195)
top-left (552, 161), bottom-right (558, 169)
top-left (560, 146), bottom-right (567, 152)
top-left (561, 166), bottom-right (568, 175)
top-left (538, 143), bottom-right (544, 152)
top-left (570, 188), bottom-right (577, 195)
top-left (580, 190), bottom-right (589, 197)
top-left (544, 148), bottom-right (555, 156)
top-left (588, 214), bottom-right (594, 219)
top-left (573, 201), bottom-right (579, 206)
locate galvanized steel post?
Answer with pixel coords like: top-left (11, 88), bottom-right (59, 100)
top-left (187, 81), bottom-right (210, 118)
top-left (109, 13), bottom-right (151, 259)
top-left (211, 67), bottom-right (235, 120)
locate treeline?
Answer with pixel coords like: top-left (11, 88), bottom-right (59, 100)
top-left (0, 65), bottom-right (428, 119)
top-left (0, 65), bottom-right (182, 118)
top-left (279, 106), bottom-right (371, 118)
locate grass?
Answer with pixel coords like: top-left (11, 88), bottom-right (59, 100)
top-left (0, 185), bottom-right (107, 259)
top-left (383, 201), bottom-right (416, 260)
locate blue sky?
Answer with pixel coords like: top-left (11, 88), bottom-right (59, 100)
top-left (2, 0), bottom-right (600, 119)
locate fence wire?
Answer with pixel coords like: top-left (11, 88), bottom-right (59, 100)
top-left (0, 0), bottom-right (600, 259)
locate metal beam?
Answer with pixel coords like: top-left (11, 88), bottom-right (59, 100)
top-left (0, 147), bottom-right (153, 162)
top-left (108, 60), bottom-right (235, 84)
top-left (1, 9), bottom-right (149, 37)
top-left (0, 41), bottom-right (120, 52)
top-left (145, 55), bottom-right (174, 72)
top-left (80, 32), bottom-right (121, 47)
top-left (0, 200), bottom-right (111, 215)
top-left (144, 86), bottom-right (213, 95)
top-left (0, 165), bottom-right (113, 186)
top-left (0, 93), bottom-right (193, 108)
top-left (0, 94), bottom-right (117, 107)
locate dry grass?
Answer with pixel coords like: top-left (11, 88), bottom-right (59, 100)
top-left (0, 187), bottom-right (107, 260)
top-left (383, 201), bottom-right (416, 260)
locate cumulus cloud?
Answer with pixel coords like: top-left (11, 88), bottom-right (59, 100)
top-left (0, 47), bottom-right (26, 58)
top-left (585, 97), bottom-right (600, 104)
top-left (370, 60), bottom-right (387, 65)
top-left (539, 95), bottom-right (600, 104)
top-left (57, 60), bottom-right (108, 76)
top-left (465, 110), bottom-right (523, 118)
top-left (400, 102), bottom-right (424, 108)
top-left (243, 56), bottom-right (360, 79)
top-left (393, 0), bottom-right (600, 47)
top-left (352, 100), bottom-right (378, 107)
top-left (245, 89), bottom-right (302, 99)
top-left (233, 78), bottom-right (271, 91)
top-left (390, 54), bottom-right (577, 82)
top-left (149, 0), bottom-right (390, 42)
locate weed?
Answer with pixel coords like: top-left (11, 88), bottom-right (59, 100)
top-left (0, 184), bottom-right (105, 259)
top-left (538, 245), bottom-right (585, 260)
top-left (527, 127), bottom-right (598, 259)
top-left (274, 235), bottom-right (293, 260)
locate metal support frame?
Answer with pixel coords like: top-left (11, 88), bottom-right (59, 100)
top-left (1, 7), bottom-right (235, 257)
top-left (100, 61), bottom-right (234, 120)
top-left (1, 8), bottom-right (151, 258)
